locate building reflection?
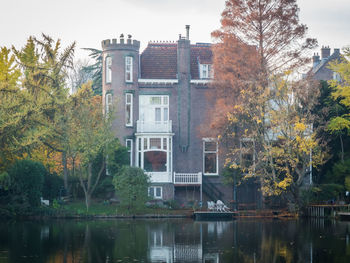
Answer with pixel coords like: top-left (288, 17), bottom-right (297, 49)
top-left (147, 221), bottom-right (230, 262)
top-left (1, 219), bottom-right (350, 262)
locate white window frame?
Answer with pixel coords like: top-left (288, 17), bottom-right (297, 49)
top-left (136, 135), bottom-right (172, 174)
top-left (148, 186), bottom-right (163, 199)
top-left (203, 138), bottom-right (218, 175)
top-left (199, 64), bottom-right (212, 79)
top-left (126, 139), bottom-right (133, 166)
top-left (139, 95), bottom-right (169, 124)
top-left (105, 93), bottom-right (112, 114)
top-left (125, 56), bottom-right (133, 83)
top-left (125, 93), bottom-right (133, 126)
top-left (105, 56), bottom-right (112, 83)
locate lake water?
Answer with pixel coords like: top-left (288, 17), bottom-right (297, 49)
top-left (0, 218), bottom-right (349, 262)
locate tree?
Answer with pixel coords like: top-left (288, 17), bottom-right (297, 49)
top-left (67, 58), bottom-right (93, 93)
top-left (258, 75), bottom-right (323, 199)
top-left (82, 48), bottom-right (102, 95)
top-left (112, 166), bottom-right (150, 213)
top-left (328, 47), bottom-right (350, 135)
top-left (327, 47), bottom-right (350, 190)
top-left (209, 0), bottom-right (320, 205)
top-left (213, 0), bottom-right (317, 76)
top-left (12, 34), bottom-right (75, 190)
top-left (8, 159), bottom-right (46, 207)
top-left (0, 47), bottom-right (21, 171)
top-left (67, 83), bottom-right (113, 211)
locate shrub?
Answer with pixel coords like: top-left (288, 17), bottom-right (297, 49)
top-left (0, 172), bottom-right (10, 191)
top-left (302, 184), bottom-right (345, 204)
top-left (8, 159), bottom-right (46, 207)
top-left (42, 172), bottom-right (64, 201)
top-left (113, 166), bottom-right (150, 212)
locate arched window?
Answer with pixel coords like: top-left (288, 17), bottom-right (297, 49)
top-left (105, 56), bottom-right (112, 83)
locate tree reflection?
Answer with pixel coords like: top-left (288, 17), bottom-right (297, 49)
top-left (0, 219), bottom-right (349, 262)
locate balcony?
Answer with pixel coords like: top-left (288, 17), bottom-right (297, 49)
top-left (136, 120), bottom-right (172, 133)
top-left (174, 172), bottom-right (202, 185)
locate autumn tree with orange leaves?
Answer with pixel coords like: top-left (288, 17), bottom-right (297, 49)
top-left (209, 0), bottom-right (322, 205)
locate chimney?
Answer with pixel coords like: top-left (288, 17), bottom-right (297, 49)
top-left (321, 46), bottom-right (331, 59)
top-left (312, 53), bottom-right (320, 68)
top-left (186, 25), bottom-right (190, 40)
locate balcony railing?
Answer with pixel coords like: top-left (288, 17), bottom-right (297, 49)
top-left (174, 172), bottom-right (202, 185)
top-left (136, 120), bottom-right (172, 133)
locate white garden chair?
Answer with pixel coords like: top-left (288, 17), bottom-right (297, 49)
top-left (207, 201), bottom-right (216, 211)
top-left (216, 200), bottom-right (230, 212)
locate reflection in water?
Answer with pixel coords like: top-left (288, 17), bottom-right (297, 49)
top-left (0, 218), bottom-right (349, 262)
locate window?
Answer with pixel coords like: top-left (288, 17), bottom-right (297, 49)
top-left (203, 139), bottom-right (218, 175)
top-left (139, 95), bottom-right (169, 124)
top-left (125, 93), bottom-right (133, 126)
top-left (136, 136), bottom-right (172, 174)
top-left (105, 93), bottom-right (112, 114)
top-left (125, 56), bottom-right (133, 82)
top-left (126, 139), bottom-right (133, 166)
top-left (148, 186), bottom-right (162, 199)
top-left (105, 56), bottom-right (112, 83)
top-left (200, 64), bottom-right (213, 79)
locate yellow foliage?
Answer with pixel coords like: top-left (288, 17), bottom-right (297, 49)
top-left (294, 122), bottom-right (306, 132)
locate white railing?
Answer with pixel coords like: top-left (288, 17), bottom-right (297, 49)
top-left (147, 172), bottom-right (172, 183)
top-left (174, 244), bottom-right (202, 262)
top-left (136, 120), bottom-right (172, 133)
top-left (174, 172), bottom-right (202, 185)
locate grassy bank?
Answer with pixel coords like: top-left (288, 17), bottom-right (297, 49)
top-left (0, 199), bottom-right (193, 219)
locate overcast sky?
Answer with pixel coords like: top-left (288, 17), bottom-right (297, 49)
top-left (1, 0), bottom-right (349, 61)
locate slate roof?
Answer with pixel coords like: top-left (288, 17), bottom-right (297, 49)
top-left (140, 42), bottom-right (213, 79)
top-left (312, 50), bottom-right (341, 74)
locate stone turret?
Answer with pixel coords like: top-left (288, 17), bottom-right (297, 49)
top-left (101, 37), bottom-right (140, 51)
top-left (101, 34), bottom-right (140, 142)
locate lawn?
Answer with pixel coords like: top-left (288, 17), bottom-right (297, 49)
top-left (59, 200), bottom-right (192, 216)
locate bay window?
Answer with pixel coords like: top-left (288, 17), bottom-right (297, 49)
top-left (136, 136), bottom-right (172, 174)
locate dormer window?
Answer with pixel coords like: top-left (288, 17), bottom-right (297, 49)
top-left (125, 56), bottom-right (133, 82)
top-left (200, 64), bottom-right (212, 79)
top-left (105, 56), bottom-right (112, 83)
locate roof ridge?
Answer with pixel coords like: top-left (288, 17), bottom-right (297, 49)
top-left (313, 51), bottom-right (340, 74)
top-left (148, 41), bottom-right (176, 45)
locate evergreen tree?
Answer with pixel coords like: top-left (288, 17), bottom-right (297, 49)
top-left (82, 48), bottom-right (102, 95)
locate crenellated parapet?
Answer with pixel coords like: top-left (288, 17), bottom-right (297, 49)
top-left (102, 34), bottom-right (140, 51)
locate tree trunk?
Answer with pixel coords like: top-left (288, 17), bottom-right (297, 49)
top-left (85, 192), bottom-right (91, 212)
top-left (340, 134), bottom-right (344, 163)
